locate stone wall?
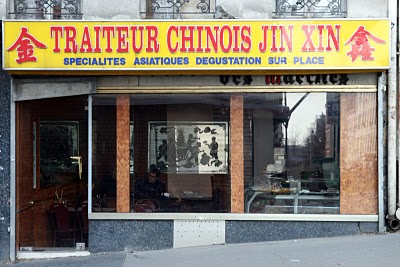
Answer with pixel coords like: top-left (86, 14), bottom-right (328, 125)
top-left (0, 68), bottom-right (11, 262)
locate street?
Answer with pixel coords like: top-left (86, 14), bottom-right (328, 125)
top-left (2, 232), bottom-right (400, 267)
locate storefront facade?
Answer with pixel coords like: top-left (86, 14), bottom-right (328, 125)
top-left (0, 0), bottom-right (396, 261)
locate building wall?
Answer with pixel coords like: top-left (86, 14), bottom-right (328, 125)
top-left (83, 0), bottom-right (388, 19)
top-left (0, 69), bottom-right (11, 262)
top-left (0, 0), bottom-right (389, 20)
top-left (224, 221), bottom-right (378, 243)
top-left (89, 220), bottom-right (378, 253)
top-left (1, 6), bottom-right (10, 261)
top-left (0, 1), bottom-right (5, 19)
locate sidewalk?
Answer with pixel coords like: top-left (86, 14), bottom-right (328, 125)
top-left (2, 232), bottom-right (400, 267)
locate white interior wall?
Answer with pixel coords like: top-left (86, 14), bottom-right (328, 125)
top-left (253, 110), bottom-right (274, 177)
top-left (166, 105), bottom-right (213, 195)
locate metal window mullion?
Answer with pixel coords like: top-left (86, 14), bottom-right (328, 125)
top-left (88, 95), bottom-right (93, 214)
top-left (96, 85), bottom-right (377, 94)
top-left (10, 78), bottom-right (16, 261)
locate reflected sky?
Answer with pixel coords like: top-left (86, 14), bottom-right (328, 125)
top-left (286, 93), bottom-right (326, 145)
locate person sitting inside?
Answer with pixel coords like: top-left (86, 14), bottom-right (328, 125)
top-left (135, 167), bottom-right (165, 200)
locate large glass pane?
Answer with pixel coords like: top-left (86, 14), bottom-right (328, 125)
top-left (92, 96), bottom-right (117, 212)
top-left (245, 92), bottom-right (377, 214)
top-left (40, 121), bottom-right (80, 188)
top-left (92, 94), bottom-right (232, 213)
top-left (130, 94), bottom-right (231, 213)
top-left (92, 92), bottom-right (377, 214)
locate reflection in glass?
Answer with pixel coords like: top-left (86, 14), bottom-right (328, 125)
top-left (246, 92), bottom-right (376, 214)
top-left (91, 92), bottom-right (376, 214)
top-left (40, 121), bottom-right (79, 188)
top-left (92, 96), bottom-right (117, 212)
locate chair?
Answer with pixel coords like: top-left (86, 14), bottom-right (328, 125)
top-left (49, 204), bottom-right (80, 246)
top-left (80, 205), bottom-right (89, 244)
top-left (136, 199), bottom-right (160, 211)
top-left (133, 203), bottom-right (153, 212)
top-left (80, 203), bottom-right (102, 244)
top-left (211, 176), bottom-right (224, 212)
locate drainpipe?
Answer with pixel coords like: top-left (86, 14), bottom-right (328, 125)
top-left (396, 0), bottom-right (400, 225)
top-left (388, 0), bottom-right (399, 228)
top-left (378, 73), bottom-right (386, 232)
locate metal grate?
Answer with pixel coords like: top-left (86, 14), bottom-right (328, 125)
top-left (274, 0), bottom-right (347, 18)
top-left (141, 0), bottom-right (216, 19)
top-left (8, 0), bottom-right (82, 19)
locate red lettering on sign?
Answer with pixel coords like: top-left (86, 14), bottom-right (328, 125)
top-left (345, 26), bottom-right (386, 61)
top-left (80, 26), bottom-right (93, 52)
top-left (180, 26), bottom-right (196, 52)
top-left (64, 26), bottom-right (78, 53)
top-left (8, 27), bottom-right (47, 64)
top-left (164, 25), bottom-right (252, 53)
top-left (302, 24), bottom-right (341, 52)
top-left (146, 26), bottom-right (159, 52)
top-left (116, 26), bottom-right (129, 53)
top-left (50, 25), bottom-right (160, 53)
top-left (258, 25), bottom-right (293, 53)
top-left (301, 25), bottom-right (316, 51)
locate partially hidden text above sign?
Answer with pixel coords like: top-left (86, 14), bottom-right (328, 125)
top-left (3, 19), bottom-right (390, 71)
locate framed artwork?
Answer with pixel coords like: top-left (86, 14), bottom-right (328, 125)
top-left (148, 121), bottom-right (229, 174)
top-left (40, 121), bottom-right (80, 187)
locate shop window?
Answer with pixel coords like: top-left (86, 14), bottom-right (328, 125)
top-left (246, 92), bottom-right (377, 214)
top-left (92, 94), bottom-right (231, 213)
top-left (274, 0), bottom-right (347, 18)
top-left (91, 92), bottom-right (377, 214)
top-left (92, 97), bottom-right (117, 212)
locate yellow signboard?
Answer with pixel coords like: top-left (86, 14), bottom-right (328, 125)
top-left (2, 19), bottom-right (390, 71)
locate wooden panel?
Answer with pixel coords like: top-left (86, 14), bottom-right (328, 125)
top-left (340, 93), bottom-right (378, 214)
top-left (230, 95), bottom-right (244, 213)
top-left (16, 102), bottom-right (35, 247)
top-left (16, 96), bottom-right (89, 248)
top-left (116, 95), bottom-right (130, 212)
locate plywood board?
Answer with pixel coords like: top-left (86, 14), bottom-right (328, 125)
top-left (340, 93), bottom-right (378, 214)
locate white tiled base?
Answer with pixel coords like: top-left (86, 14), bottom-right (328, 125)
top-left (18, 249), bottom-right (90, 260)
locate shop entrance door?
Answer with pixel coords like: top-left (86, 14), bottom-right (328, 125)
top-left (16, 96), bottom-right (89, 255)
